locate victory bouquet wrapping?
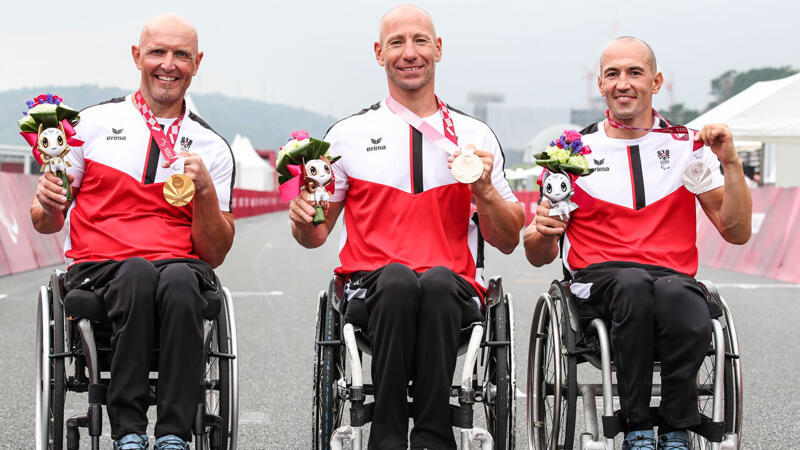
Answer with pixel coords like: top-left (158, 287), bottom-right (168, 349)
top-left (277, 130), bottom-right (340, 225)
top-left (18, 94), bottom-right (83, 201)
top-left (533, 130), bottom-right (594, 219)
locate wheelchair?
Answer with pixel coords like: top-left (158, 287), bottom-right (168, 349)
top-left (35, 270), bottom-right (239, 450)
top-left (312, 274), bottom-right (516, 450)
top-left (526, 279), bottom-right (742, 450)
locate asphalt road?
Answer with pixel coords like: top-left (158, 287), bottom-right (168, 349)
top-left (1, 211), bottom-right (797, 449)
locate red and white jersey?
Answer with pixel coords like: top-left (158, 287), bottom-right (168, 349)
top-left (326, 100), bottom-right (517, 296)
top-left (64, 95), bottom-right (234, 265)
top-left (562, 118), bottom-right (724, 276)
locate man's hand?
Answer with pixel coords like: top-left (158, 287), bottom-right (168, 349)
top-left (694, 123), bottom-right (738, 165)
top-left (163, 153), bottom-right (214, 196)
top-left (534, 198), bottom-right (569, 236)
top-left (448, 144), bottom-right (495, 198)
top-left (289, 193), bottom-right (328, 227)
top-left (35, 172), bottom-right (74, 215)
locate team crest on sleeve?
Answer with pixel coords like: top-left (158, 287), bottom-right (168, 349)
top-left (657, 149), bottom-right (670, 170)
top-left (180, 136), bottom-right (193, 152)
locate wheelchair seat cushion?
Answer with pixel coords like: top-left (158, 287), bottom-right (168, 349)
top-left (63, 288), bottom-right (222, 324)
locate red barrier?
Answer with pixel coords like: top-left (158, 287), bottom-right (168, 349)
top-left (0, 173), bottom-right (286, 277)
top-left (231, 189), bottom-right (287, 218)
top-left (517, 187), bottom-right (800, 284)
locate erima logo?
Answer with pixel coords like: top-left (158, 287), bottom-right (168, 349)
top-left (106, 127), bottom-right (126, 140)
top-left (593, 158), bottom-right (610, 172)
top-left (366, 137), bottom-right (386, 152)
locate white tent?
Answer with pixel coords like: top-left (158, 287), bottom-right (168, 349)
top-left (688, 73), bottom-right (800, 186)
top-left (230, 134), bottom-right (276, 191)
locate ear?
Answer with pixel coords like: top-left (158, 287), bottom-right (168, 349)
top-left (434, 36), bottom-right (442, 62)
top-left (374, 41), bottom-right (384, 67)
top-left (597, 74), bottom-right (604, 97)
top-left (193, 52), bottom-right (204, 76)
top-left (652, 71), bottom-right (664, 94)
top-left (132, 45), bottom-right (142, 70)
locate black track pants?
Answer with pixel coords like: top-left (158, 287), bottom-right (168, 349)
top-left (572, 262), bottom-right (712, 431)
top-left (66, 257), bottom-right (215, 440)
top-left (344, 263), bottom-right (483, 450)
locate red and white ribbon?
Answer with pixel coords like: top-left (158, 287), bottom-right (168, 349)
top-left (386, 95), bottom-right (459, 155)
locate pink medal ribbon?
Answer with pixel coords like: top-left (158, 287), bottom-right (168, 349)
top-left (385, 95), bottom-right (458, 152)
top-left (605, 109), bottom-right (703, 151)
top-left (133, 91), bottom-right (186, 163)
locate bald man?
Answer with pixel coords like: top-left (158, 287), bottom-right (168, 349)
top-left (523, 36), bottom-right (750, 450)
top-left (291, 5), bottom-right (523, 449)
top-left (30, 13), bottom-right (234, 450)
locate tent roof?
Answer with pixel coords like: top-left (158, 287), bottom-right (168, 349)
top-left (688, 73), bottom-right (800, 144)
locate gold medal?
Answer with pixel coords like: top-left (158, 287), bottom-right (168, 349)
top-left (451, 152), bottom-right (483, 184)
top-left (164, 173), bottom-right (195, 206)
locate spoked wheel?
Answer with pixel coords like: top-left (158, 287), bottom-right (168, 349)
top-left (528, 289), bottom-right (577, 450)
top-left (691, 319), bottom-right (738, 450)
top-left (202, 289), bottom-right (234, 450)
top-left (35, 281), bottom-right (66, 450)
top-left (484, 292), bottom-right (515, 449)
top-left (312, 291), bottom-right (345, 449)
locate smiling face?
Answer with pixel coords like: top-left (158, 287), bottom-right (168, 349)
top-left (305, 159), bottom-right (332, 186)
top-left (374, 5), bottom-right (441, 96)
top-left (132, 14), bottom-right (203, 117)
top-left (598, 38), bottom-right (663, 126)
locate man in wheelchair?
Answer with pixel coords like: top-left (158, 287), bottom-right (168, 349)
top-left (30, 14), bottom-right (235, 450)
top-left (523, 37), bottom-right (751, 449)
top-left (288, 6), bottom-right (524, 448)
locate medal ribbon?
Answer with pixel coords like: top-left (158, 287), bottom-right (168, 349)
top-left (386, 95), bottom-right (459, 155)
top-left (605, 109), bottom-right (703, 151)
top-left (133, 90), bottom-right (186, 163)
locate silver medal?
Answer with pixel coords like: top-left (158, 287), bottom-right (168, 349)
top-left (451, 149), bottom-right (483, 184)
top-left (682, 161), bottom-right (712, 194)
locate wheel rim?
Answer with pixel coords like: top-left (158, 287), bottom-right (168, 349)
top-left (529, 296), bottom-right (564, 450)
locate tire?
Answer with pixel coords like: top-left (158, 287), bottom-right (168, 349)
top-left (549, 283), bottom-right (578, 450)
top-left (312, 292), bottom-right (344, 449)
top-left (204, 289), bottom-right (232, 450)
top-left (528, 290), bottom-right (577, 450)
top-left (36, 278), bottom-right (66, 450)
top-left (486, 293), bottom-right (515, 449)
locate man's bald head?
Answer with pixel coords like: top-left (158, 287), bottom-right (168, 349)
top-left (139, 13), bottom-right (199, 54)
top-left (600, 36), bottom-right (657, 74)
top-left (378, 4), bottom-right (436, 43)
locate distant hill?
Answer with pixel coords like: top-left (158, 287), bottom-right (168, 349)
top-left (0, 85), bottom-right (336, 149)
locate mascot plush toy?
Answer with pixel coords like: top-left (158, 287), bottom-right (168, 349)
top-left (533, 130), bottom-right (594, 220)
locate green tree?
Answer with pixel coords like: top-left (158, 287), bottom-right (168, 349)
top-left (708, 66), bottom-right (797, 109)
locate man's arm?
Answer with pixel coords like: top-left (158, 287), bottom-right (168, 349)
top-left (695, 124), bottom-right (752, 245)
top-left (30, 172), bottom-right (74, 234)
top-left (179, 153), bottom-right (235, 268)
top-left (459, 146), bottom-right (524, 254)
top-left (523, 198), bottom-right (568, 267)
top-left (289, 196), bottom-right (343, 248)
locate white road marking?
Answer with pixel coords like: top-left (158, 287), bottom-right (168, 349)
top-left (240, 411), bottom-right (269, 424)
top-left (715, 283), bottom-right (800, 289)
top-left (0, 294), bottom-right (6, 300)
top-left (231, 291), bottom-right (284, 297)
top-left (516, 388), bottom-right (526, 398)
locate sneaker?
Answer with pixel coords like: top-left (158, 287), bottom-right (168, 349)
top-left (623, 429), bottom-right (657, 450)
top-left (154, 434), bottom-right (189, 450)
top-left (113, 434), bottom-right (149, 450)
top-left (658, 430), bottom-right (691, 450)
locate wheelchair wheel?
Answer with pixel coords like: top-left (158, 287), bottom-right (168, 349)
top-left (485, 292), bottom-right (515, 449)
top-left (312, 291), bottom-right (344, 449)
top-left (528, 288), bottom-right (577, 450)
top-left (202, 287), bottom-right (235, 450)
top-left (35, 278), bottom-right (66, 450)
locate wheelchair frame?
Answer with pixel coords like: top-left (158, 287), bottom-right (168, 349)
top-left (312, 275), bottom-right (517, 450)
top-left (526, 279), bottom-right (742, 450)
top-left (35, 270), bottom-right (240, 450)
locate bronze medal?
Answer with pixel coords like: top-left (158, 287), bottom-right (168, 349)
top-left (164, 173), bottom-right (195, 206)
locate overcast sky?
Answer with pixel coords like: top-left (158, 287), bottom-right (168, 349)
top-left (2, 0), bottom-right (797, 118)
